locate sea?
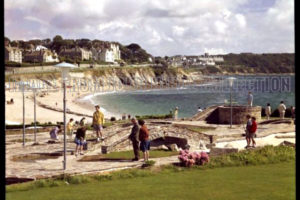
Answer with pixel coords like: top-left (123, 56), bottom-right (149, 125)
top-left (90, 75), bottom-right (295, 118)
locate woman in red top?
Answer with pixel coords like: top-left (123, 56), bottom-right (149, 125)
top-left (138, 119), bottom-right (150, 162)
top-left (249, 117), bottom-right (257, 148)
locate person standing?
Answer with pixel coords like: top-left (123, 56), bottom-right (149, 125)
top-left (74, 121), bottom-right (87, 156)
top-left (245, 115), bottom-right (252, 148)
top-left (278, 101), bottom-right (286, 119)
top-left (138, 119), bottom-right (150, 162)
top-left (198, 107), bottom-right (203, 112)
top-left (92, 105), bottom-right (105, 142)
top-left (247, 92), bottom-right (253, 107)
top-left (174, 107), bottom-right (179, 120)
top-left (128, 117), bottom-right (140, 161)
top-left (249, 117), bottom-right (257, 148)
top-left (291, 106), bottom-right (295, 119)
top-left (67, 118), bottom-right (74, 140)
top-left (265, 103), bottom-right (272, 120)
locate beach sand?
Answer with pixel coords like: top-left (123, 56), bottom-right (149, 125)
top-left (5, 84), bottom-right (121, 125)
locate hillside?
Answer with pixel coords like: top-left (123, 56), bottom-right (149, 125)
top-left (221, 53), bottom-right (294, 73)
top-left (5, 36), bottom-right (153, 64)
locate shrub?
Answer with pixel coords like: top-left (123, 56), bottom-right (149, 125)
top-left (110, 117), bottom-right (116, 121)
top-left (178, 150), bottom-right (209, 167)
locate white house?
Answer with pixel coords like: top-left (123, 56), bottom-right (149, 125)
top-left (110, 43), bottom-right (121, 60)
top-left (99, 49), bottom-right (115, 62)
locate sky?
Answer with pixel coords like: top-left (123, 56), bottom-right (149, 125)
top-left (5, 0), bottom-right (294, 56)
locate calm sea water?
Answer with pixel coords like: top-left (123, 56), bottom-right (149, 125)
top-left (91, 75), bottom-right (295, 118)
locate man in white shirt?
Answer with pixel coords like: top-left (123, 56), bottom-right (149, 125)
top-left (278, 101), bottom-right (286, 119)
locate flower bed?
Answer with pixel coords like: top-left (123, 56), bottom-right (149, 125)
top-left (178, 150), bottom-right (209, 167)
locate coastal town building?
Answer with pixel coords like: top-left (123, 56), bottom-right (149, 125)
top-left (91, 43), bottom-right (121, 63)
top-left (5, 46), bottom-right (22, 63)
top-left (59, 47), bottom-right (92, 61)
top-left (99, 48), bottom-right (115, 63)
top-left (91, 47), bottom-right (114, 62)
top-left (110, 43), bottom-right (121, 60)
top-left (35, 45), bottom-right (47, 51)
top-left (23, 49), bottom-right (59, 63)
top-left (167, 53), bottom-right (224, 67)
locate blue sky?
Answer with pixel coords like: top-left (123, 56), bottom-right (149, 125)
top-left (5, 0), bottom-right (294, 56)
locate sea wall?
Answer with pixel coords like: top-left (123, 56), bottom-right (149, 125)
top-left (218, 105), bottom-right (262, 124)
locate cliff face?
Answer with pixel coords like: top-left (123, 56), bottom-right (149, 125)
top-left (6, 67), bottom-right (210, 90)
top-left (75, 67), bottom-right (204, 88)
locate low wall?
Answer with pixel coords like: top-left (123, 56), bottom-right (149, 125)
top-left (218, 105), bottom-right (261, 124)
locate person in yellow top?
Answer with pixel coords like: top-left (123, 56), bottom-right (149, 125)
top-left (92, 105), bottom-right (105, 142)
top-left (67, 118), bottom-right (74, 140)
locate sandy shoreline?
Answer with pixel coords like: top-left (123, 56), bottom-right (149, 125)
top-left (5, 78), bottom-right (215, 125)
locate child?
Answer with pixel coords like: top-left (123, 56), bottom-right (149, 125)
top-left (67, 118), bottom-right (74, 140)
top-left (249, 117), bottom-right (257, 148)
top-left (50, 125), bottom-right (62, 140)
top-left (245, 115), bottom-right (252, 148)
top-left (74, 121), bottom-right (87, 156)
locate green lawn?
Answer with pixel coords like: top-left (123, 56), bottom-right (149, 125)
top-left (6, 161), bottom-right (295, 200)
top-left (79, 150), bottom-right (178, 161)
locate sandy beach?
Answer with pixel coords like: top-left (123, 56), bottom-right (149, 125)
top-left (5, 82), bottom-right (123, 125)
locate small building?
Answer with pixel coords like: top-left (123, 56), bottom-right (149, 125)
top-left (5, 46), bottom-right (22, 63)
top-left (59, 47), bottom-right (91, 61)
top-left (24, 50), bottom-right (59, 63)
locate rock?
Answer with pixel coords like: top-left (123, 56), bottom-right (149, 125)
top-left (166, 144), bottom-right (179, 151)
top-left (210, 147), bottom-right (239, 156)
top-left (156, 145), bottom-right (169, 151)
top-left (279, 140), bottom-right (295, 148)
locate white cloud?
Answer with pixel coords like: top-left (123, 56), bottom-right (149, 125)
top-left (235, 14), bottom-right (246, 28)
top-left (214, 20), bottom-right (228, 34)
top-left (4, 0), bottom-right (294, 56)
top-left (172, 26), bottom-right (186, 36)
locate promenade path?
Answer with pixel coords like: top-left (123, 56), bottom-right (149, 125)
top-left (6, 119), bottom-right (295, 181)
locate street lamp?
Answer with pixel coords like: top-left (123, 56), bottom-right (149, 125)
top-left (18, 81), bottom-right (30, 147)
top-left (31, 85), bottom-right (43, 144)
top-left (227, 77), bottom-right (236, 128)
top-left (55, 62), bottom-right (76, 170)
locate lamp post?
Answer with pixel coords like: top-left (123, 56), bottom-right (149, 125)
top-left (55, 62), bottom-right (76, 170)
top-left (19, 81), bottom-right (30, 147)
top-left (227, 77), bottom-right (236, 128)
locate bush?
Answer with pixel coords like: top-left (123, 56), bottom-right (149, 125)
top-left (178, 150), bottom-right (209, 167)
top-left (110, 117), bottom-right (116, 121)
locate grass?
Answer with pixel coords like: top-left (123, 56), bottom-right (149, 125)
top-left (6, 161), bottom-right (295, 200)
top-left (79, 150), bottom-right (178, 161)
top-left (136, 113), bottom-right (173, 120)
top-left (6, 145), bottom-right (294, 195)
